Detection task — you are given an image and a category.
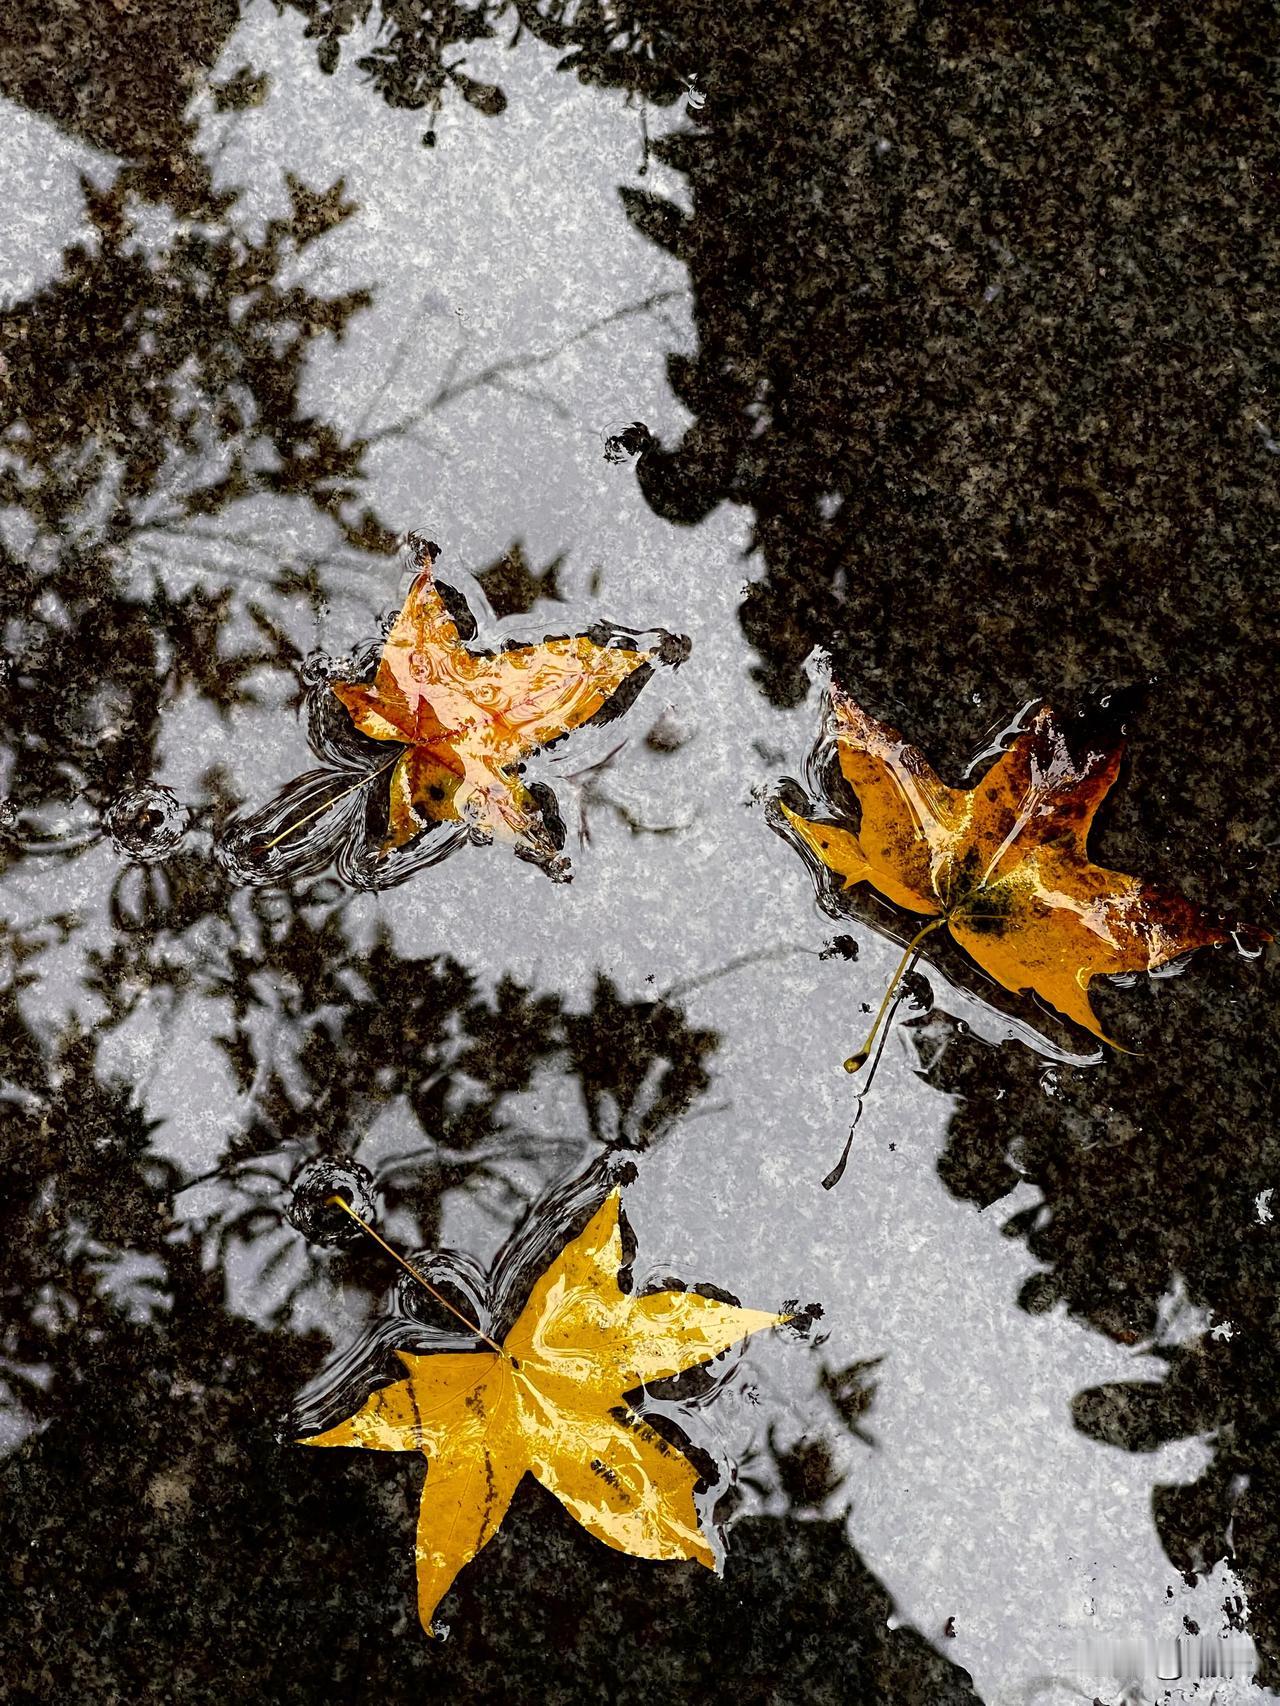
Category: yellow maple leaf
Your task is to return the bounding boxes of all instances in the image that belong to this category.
[331,539,661,875]
[778,687,1259,1047]
[299,1191,786,1634]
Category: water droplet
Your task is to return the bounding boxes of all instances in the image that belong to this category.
[286,1157,378,1247]
[103,784,190,861]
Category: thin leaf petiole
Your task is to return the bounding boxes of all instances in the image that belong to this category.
[326,1195,512,1363]
[844,916,947,1074]
[263,754,401,850]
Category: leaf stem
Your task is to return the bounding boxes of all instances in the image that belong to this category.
[327,1195,511,1362]
[822,1104,864,1193]
[823,946,914,1188]
[844,916,947,1074]
[263,755,401,850]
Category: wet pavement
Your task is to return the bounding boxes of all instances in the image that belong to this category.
[0,4,1277,1703]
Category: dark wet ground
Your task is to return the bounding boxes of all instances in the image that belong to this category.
[0,4,1277,1703]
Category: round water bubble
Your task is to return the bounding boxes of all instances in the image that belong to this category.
[286,1156,378,1247]
[103,784,190,861]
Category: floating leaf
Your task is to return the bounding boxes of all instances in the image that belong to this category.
[775,688,1264,1048]
[218,535,688,887]
[299,1190,785,1634]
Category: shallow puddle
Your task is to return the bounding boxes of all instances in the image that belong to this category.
[1,7,1276,1704]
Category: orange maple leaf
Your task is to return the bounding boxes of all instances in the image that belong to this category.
[331,538,676,879]
[299,1191,786,1635]
[776,687,1262,1048]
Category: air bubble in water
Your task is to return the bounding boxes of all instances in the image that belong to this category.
[287,1157,378,1247]
[103,784,190,861]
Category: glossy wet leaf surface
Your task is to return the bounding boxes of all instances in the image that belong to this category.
[777,688,1261,1047]
[217,538,686,887]
[301,1191,784,1632]
[331,540,675,876]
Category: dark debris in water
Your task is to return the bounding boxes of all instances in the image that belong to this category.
[603,420,654,464]
[819,933,859,963]
[473,541,564,618]
[104,784,191,863]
